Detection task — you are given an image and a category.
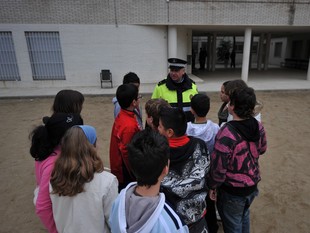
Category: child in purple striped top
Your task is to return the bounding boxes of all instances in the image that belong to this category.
[208,86,267,233]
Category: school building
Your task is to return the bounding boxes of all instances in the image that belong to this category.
[1,0,310,91]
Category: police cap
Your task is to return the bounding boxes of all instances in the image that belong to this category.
[168,58,187,70]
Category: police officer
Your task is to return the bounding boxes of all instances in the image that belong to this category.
[151,58,198,122]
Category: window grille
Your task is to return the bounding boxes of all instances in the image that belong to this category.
[0,32,20,81]
[25,32,65,80]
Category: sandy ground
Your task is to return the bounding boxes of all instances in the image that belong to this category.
[0,90,310,233]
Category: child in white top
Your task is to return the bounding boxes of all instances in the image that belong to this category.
[50,125,118,233]
[186,93,219,154]
[186,93,220,233]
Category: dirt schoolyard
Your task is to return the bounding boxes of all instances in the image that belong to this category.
[0,90,310,232]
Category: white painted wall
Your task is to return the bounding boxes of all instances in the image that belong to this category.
[0,24,168,88]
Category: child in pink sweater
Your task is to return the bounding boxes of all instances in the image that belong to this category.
[30,113,83,232]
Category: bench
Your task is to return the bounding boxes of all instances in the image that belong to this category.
[281,58,308,70]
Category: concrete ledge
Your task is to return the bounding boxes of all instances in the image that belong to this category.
[1,75,310,98]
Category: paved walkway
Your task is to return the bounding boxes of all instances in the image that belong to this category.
[0,68,309,98]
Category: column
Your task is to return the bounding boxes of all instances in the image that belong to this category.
[187,30,193,73]
[307,57,310,81]
[207,35,212,71]
[241,28,252,82]
[249,35,254,70]
[168,26,177,59]
[212,33,217,72]
[264,33,271,70]
[257,33,264,71]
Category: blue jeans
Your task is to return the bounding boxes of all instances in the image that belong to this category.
[216,188,258,233]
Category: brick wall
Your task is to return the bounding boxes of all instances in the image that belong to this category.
[1,0,309,26]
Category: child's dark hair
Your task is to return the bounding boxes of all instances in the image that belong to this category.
[116,84,139,109]
[225,80,248,96]
[229,87,256,119]
[123,72,140,84]
[127,129,169,187]
[52,89,84,114]
[222,81,230,95]
[191,94,210,117]
[29,113,83,161]
[159,107,187,137]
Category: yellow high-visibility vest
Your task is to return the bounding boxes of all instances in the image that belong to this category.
[151,75,198,121]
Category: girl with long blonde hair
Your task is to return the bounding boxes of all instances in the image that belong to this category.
[50,125,118,233]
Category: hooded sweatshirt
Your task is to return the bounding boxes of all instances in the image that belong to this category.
[109,182,189,233]
[161,136,210,225]
[208,117,267,196]
[186,120,220,154]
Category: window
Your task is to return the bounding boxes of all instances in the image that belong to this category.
[274,42,282,58]
[25,32,65,80]
[291,40,303,59]
[306,40,310,59]
[0,32,20,81]
[251,42,258,54]
[235,42,243,53]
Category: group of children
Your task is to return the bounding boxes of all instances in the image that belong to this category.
[30,74,267,233]
[109,74,267,233]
